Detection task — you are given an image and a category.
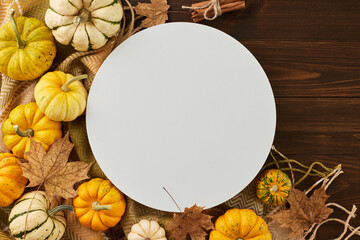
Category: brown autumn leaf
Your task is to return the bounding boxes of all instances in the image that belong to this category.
[166,205,214,240]
[20,133,93,199]
[134,0,170,29]
[269,188,333,239]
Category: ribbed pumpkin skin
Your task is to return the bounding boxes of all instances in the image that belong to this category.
[209,209,272,240]
[74,178,126,231]
[0,153,27,207]
[9,191,66,240]
[34,71,88,122]
[2,102,62,159]
[45,0,123,51]
[128,220,167,240]
[0,15,56,81]
[256,169,292,206]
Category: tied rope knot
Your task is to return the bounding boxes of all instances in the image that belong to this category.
[182,0,222,21]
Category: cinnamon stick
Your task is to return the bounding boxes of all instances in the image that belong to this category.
[185,0,246,22]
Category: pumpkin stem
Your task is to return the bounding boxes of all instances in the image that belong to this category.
[9,9,26,49]
[73,8,91,26]
[236,238,244,240]
[14,125,34,137]
[61,74,88,92]
[47,205,73,217]
[270,185,279,192]
[92,201,111,211]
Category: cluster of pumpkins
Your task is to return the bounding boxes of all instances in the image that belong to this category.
[3,175,126,240]
[0,0,128,239]
[0,0,294,238]
[1,152,291,240]
[0,0,126,158]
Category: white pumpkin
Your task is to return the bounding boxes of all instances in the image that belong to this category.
[128,220,167,240]
[45,0,123,51]
[9,191,71,240]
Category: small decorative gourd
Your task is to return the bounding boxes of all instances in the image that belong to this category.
[0,153,27,207]
[34,71,88,122]
[9,191,72,240]
[73,178,126,231]
[128,220,167,240]
[45,0,123,51]
[256,169,292,206]
[2,102,62,159]
[0,10,56,81]
[209,209,272,240]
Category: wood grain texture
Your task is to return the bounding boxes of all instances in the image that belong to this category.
[164,0,360,238]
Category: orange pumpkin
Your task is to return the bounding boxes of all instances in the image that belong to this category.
[73,178,126,231]
[0,153,27,207]
[209,209,272,240]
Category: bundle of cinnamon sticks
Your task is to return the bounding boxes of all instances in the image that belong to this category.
[187,0,246,22]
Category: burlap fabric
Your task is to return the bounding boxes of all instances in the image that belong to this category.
[0,1,274,239]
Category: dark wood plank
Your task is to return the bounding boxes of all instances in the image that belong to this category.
[274,98,360,154]
[168,0,360,42]
[242,41,360,97]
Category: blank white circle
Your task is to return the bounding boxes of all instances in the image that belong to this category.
[86,22,276,212]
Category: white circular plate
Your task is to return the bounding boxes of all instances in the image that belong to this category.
[87,22,276,212]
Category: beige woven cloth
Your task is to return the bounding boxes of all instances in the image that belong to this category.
[0,1,273,239]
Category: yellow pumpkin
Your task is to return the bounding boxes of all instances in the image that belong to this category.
[2,102,62,159]
[73,178,126,231]
[209,209,272,240]
[0,10,56,81]
[0,153,27,207]
[34,71,88,122]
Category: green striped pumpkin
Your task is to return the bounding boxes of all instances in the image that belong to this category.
[45,0,123,51]
[256,169,292,206]
[9,191,72,240]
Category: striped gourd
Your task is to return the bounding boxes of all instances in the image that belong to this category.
[9,191,72,240]
[45,0,123,51]
[256,169,292,206]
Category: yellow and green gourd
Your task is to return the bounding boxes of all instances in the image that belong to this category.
[0,10,56,81]
[256,169,292,206]
[9,191,72,240]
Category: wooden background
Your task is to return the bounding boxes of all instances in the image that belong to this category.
[163,0,360,238]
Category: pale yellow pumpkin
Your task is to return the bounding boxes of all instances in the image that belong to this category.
[34,71,88,122]
[0,10,56,81]
[128,220,167,240]
[2,102,62,159]
[45,0,123,51]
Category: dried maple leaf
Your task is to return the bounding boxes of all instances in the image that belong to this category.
[134,0,170,29]
[269,188,333,239]
[166,205,214,240]
[20,133,93,199]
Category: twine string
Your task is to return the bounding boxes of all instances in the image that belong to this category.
[182,0,222,21]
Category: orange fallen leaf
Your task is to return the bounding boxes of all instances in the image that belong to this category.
[269,188,333,238]
[166,205,214,240]
[134,0,170,29]
[20,133,93,199]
